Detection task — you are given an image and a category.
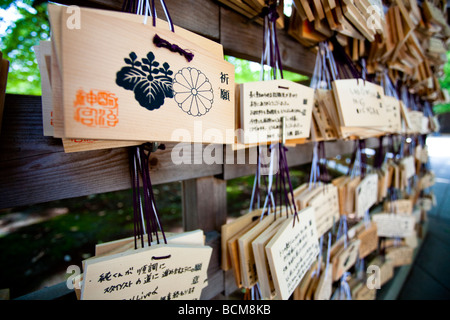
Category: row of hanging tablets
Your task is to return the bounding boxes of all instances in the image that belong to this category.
[220,137,435,300]
[34,2,442,153]
[287,0,447,101]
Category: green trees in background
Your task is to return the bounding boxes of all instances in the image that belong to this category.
[434,52,450,115]
[225,55,308,84]
[0,0,49,95]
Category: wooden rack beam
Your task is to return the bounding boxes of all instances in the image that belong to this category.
[0,94,223,209]
[0,94,384,210]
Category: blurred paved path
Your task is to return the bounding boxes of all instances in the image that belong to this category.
[398,135,450,300]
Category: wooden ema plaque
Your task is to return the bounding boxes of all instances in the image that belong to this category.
[345,176,361,216]
[415,145,429,163]
[239,79,315,145]
[377,168,389,202]
[355,173,379,219]
[368,256,394,287]
[332,176,351,215]
[46,4,230,151]
[238,212,279,289]
[400,156,416,180]
[331,239,361,282]
[252,216,288,300]
[81,244,212,300]
[292,261,317,300]
[382,95,402,133]
[35,41,54,137]
[92,230,206,258]
[227,219,259,288]
[295,183,325,210]
[94,232,175,257]
[419,172,436,190]
[407,111,426,134]
[383,199,413,215]
[356,222,378,259]
[332,79,386,128]
[314,264,333,300]
[304,264,321,300]
[417,197,433,211]
[221,208,263,271]
[78,230,209,299]
[50,5,235,143]
[35,40,144,152]
[352,281,376,300]
[372,213,416,238]
[265,207,320,300]
[74,231,180,298]
[385,245,414,267]
[306,184,341,238]
[405,230,418,249]
[317,89,344,139]
[312,89,340,141]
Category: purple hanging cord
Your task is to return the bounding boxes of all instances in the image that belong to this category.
[318,141,330,183]
[151,0,174,31]
[375,136,385,170]
[144,0,193,62]
[330,37,361,80]
[129,143,168,249]
[141,145,168,245]
[347,140,359,176]
[359,139,367,178]
[279,144,299,224]
[130,147,144,249]
[260,2,284,80]
[153,34,194,62]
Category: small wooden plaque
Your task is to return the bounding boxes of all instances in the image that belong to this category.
[265,208,320,300]
[81,244,212,300]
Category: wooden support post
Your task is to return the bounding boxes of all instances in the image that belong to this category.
[182,176,228,299]
[182,176,228,232]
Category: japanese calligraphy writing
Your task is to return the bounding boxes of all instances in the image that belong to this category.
[332,79,387,127]
[220,72,229,85]
[265,207,320,300]
[219,72,231,102]
[383,96,402,133]
[81,245,212,300]
[220,89,230,101]
[372,213,416,238]
[307,185,340,238]
[70,139,96,143]
[239,79,314,144]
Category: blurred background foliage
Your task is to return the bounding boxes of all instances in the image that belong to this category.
[0,0,50,95]
[434,51,450,115]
